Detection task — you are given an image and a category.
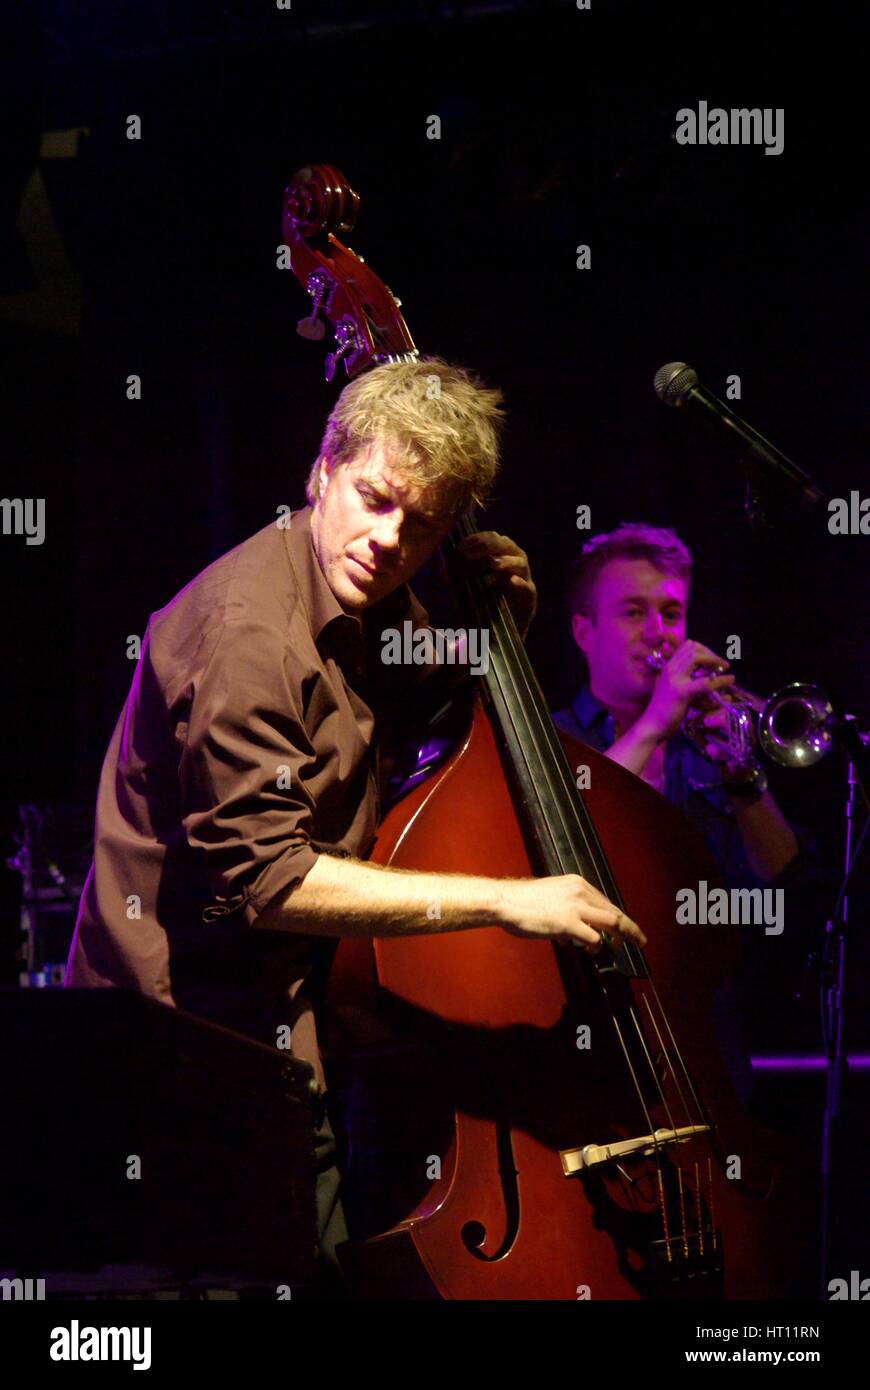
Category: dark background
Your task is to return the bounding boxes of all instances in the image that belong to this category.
[0,0,868,1302]
[1,7,868,1055]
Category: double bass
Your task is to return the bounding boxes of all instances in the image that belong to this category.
[282,164,809,1300]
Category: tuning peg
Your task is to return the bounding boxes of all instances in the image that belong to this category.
[324,341,352,382]
[296,270,332,342]
[324,318,359,382]
[296,314,325,342]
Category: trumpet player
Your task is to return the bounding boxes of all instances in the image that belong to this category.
[553,522,800,885]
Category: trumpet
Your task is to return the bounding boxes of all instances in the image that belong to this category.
[645,647,835,770]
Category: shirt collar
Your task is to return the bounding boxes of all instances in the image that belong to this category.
[572,681,691,746]
[571,683,613,734]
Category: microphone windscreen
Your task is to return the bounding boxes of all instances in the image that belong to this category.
[654,362,698,405]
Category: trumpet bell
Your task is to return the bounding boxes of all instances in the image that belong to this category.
[758,683,835,768]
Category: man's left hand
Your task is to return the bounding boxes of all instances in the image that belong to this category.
[458,531,538,639]
[697,709,762,786]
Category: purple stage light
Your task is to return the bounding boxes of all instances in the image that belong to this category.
[751,1055,870,1071]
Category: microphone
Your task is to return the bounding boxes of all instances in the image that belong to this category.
[654,362,827,513]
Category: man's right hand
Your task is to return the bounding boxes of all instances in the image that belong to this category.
[638,639,736,743]
[500,874,646,952]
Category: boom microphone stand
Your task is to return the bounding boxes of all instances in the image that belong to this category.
[654,361,870,1297]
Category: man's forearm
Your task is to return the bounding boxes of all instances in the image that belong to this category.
[254,852,509,937]
[603,721,661,777]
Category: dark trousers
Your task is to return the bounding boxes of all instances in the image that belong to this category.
[308,1103,350,1299]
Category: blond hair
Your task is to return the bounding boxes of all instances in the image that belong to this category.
[306,357,504,512]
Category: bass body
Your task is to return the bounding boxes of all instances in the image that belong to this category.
[326,697,809,1300]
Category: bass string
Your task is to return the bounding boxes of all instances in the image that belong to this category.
[450,535,677,1135]
[485,574,720,1237]
[477,584,702,1229]
[638,975,719,1239]
[455,529,710,1154]
[637,986,707,1138]
[495,581,713,1148]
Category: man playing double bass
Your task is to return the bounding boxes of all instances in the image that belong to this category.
[65,357,644,1296]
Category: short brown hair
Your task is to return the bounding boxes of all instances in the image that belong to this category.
[306,357,505,513]
[567,522,692,619]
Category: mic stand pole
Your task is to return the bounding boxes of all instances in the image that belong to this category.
[665,372,870,1288]
[818,755,858,1297]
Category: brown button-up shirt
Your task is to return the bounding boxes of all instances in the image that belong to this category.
[64,505,432,1090]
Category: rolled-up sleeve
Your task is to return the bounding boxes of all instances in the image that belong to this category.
[179,619,320,929]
